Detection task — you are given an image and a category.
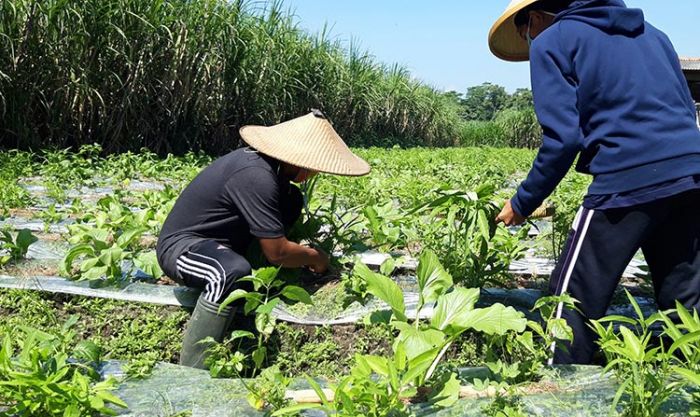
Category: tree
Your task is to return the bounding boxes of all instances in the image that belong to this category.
[507,88,534,111]
[460,83,509,121]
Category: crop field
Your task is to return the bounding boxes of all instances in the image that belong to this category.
[0,145,698,417]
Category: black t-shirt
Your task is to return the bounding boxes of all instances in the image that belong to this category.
[156,148,291,278]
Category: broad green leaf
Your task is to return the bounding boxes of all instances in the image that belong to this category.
[362,355,390,377]
[379,257,396,276]
[548,318,574,342]
[280,285,313,305]
[15,229,38,255]
[219,289,252,312]
[363,266,406,322]
[416,250,453,305]
[256,298,281,315]
[254,267,281,287]
[477,209,491,239]
[59,244,95,277]
[430,372,460,408]
[87,228,111,245]
[431,287,480,333]
[98,246,123,266]
[252,346,267,369]
[401,347,442,386]
[63,404,80,417]
[462,304,527,335]
[393,322,445,361]
[116,227,146,248]
[74,340,101,363]
[134,251,163,279]
[89,396,105,410]
[81,265,109,280]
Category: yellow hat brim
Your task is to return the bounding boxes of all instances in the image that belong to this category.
[488,0,540,62]
[240,113,371,177]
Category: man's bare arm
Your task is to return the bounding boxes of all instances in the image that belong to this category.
[258,237,329,273]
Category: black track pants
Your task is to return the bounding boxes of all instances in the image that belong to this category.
[176,240,253,304]
[549,189,700,364]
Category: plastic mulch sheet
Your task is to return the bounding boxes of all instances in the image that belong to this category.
[0,275,200,308]
[102,362,694,416]
[0,273,659,328]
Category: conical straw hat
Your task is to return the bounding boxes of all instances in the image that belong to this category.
[489,0,540,62]
[240,111,371,177]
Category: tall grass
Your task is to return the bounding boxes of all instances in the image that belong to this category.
[459,109,541,149]
[0,0,462,153]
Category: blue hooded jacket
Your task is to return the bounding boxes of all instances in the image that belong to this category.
[511,0,700,217]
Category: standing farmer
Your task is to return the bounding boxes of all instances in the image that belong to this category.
[490,0,700,364]
[157,111,370,368]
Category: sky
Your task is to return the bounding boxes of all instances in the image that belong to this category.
[280,0,700,93]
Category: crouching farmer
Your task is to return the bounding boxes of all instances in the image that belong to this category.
[156,111,370,368]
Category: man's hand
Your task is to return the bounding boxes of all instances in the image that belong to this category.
[496,200,527,226]
[307,246,330,274]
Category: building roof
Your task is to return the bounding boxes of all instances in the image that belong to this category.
[681,57,700,72]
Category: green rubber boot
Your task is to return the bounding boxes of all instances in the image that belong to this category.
[180,295,236,369]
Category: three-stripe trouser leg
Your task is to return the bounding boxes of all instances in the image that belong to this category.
[548,207,648,365]
[176,240,252,304]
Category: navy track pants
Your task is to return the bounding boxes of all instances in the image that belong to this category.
[550,189,700,364]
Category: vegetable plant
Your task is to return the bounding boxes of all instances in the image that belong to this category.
[216,267,314,372]
[59,225,148,285]
[0,228,38,266]
[413,185,527,288]
[0,317,127,416]
[591,292,683,417]
[274,250,527,416]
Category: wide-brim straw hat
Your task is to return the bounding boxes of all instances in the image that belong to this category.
[239,111,371,177]
[489,0,540,62]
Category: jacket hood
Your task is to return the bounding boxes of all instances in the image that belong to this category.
[556,0,644,36]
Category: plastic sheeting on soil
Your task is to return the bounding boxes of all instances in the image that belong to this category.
[26,239,70,260]
[345,250,648,280]
[102,361,693,417]
[0,275,200,307]
[0,274,659,327]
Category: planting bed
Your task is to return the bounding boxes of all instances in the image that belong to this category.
[1,147,698,416]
